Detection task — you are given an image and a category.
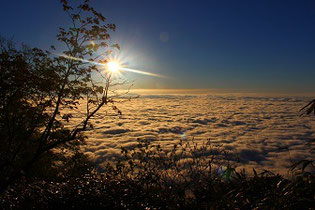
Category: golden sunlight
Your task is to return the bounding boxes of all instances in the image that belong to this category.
[59,54,169,78]
[107,61,120,73]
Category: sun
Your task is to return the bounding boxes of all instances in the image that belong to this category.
[107,61,120,73]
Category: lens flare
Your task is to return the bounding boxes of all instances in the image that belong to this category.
[107,61,120,73]
[58,54,169,79]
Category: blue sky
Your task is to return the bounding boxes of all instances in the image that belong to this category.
[1,0,315,92]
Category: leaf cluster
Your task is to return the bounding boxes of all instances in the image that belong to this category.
[0,0,126,191]
[0,139,314,209]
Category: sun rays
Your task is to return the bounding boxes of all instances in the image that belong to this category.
[59,54,169,79]
[107,61,120,73]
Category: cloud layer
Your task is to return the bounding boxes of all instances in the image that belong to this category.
[67,93,315,174]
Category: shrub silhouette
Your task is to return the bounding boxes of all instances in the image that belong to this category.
[0,0,125,190]
[0,139,314,209]
[289,98,315,174]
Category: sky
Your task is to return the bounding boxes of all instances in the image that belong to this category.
[0,0,315,93]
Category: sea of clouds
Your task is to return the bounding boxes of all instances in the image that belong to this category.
[68,91,315,174]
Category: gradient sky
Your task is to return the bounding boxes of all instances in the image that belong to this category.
[1,0,315,92]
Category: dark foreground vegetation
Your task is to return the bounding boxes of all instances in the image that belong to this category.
[0,0,314,209]
[1,139,314,210]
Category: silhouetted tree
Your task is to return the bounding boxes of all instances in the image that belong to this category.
[0,0,125,189]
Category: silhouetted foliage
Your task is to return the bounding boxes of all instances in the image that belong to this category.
[0,140,314,209]
[0,0,124,190]
[290,98,315,174]
[299,99,315,116]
